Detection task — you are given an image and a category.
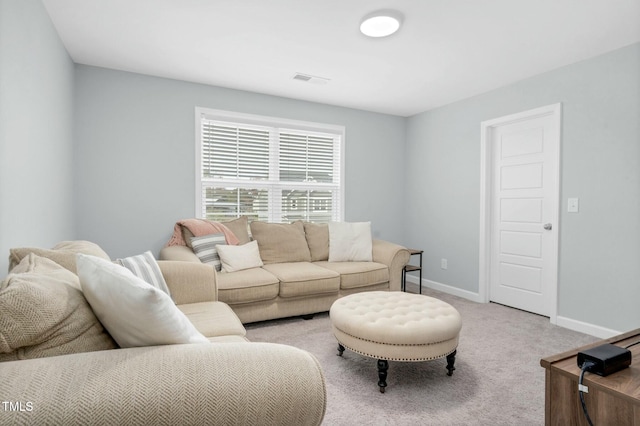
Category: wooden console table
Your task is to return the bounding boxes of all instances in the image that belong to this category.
[540,328,640,425]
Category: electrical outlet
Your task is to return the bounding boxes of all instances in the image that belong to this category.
[441,258,448,270]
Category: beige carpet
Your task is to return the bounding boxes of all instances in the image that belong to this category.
[245,286,598,425]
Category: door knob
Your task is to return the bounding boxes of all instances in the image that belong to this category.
[543,223,552,230]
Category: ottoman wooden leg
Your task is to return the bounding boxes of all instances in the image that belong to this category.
[377,359,389,393]
[337,343,345,356]
[446,350,457,376]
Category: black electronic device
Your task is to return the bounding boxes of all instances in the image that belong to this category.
[577,343,632,376]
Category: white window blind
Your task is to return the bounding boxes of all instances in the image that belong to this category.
[196,108,344,223]
[202,123,270,181]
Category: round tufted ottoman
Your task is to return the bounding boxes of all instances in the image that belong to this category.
[330,291,462,393]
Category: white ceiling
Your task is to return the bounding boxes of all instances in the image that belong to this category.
[42,0,640,117]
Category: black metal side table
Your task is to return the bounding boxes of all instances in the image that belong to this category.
[402,249,423,294]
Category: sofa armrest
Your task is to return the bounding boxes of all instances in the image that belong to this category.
[0,343,326,426]
[159,245,200,263]
[372,239,410,292]
[158,260,218,304]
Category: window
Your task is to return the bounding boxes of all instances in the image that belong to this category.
[196,108,344,223]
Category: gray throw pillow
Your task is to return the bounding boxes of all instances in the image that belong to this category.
[115,251,170,295]
[190,233,227,272]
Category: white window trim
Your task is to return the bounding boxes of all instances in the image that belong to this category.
[195,107,346,222]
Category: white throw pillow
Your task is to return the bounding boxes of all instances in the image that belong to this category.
[76,254,209,348]
[115,251,170,295]
[328,221,373,262]
[216,240,264,273]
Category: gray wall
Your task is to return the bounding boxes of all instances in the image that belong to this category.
[3,1,637,335]
[405,43,640,333]
[73,65,406,258]
[0,0,75,273]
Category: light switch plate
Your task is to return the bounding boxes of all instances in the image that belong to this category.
[568,198,579,213]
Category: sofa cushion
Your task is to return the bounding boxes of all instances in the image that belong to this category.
[190,233,226,271]
[262,262,340,298]
[250,221,311,264]
[182,216,251,246]
[115,251,170,295]
[177,301,247,339]
[217,267,280,304]
[8,240,110,273]
[0,254,116,362]
[302,221,329,261]
[328,221,373,262]
[222,216,251,244]
[217,241,264,273]
[314,261,389,289]
[76,254,209,348]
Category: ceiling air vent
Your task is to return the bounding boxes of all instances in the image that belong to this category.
[292,73,330,85]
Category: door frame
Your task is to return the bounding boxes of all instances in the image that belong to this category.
[478,103,561,324]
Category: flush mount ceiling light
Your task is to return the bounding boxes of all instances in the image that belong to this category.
[360,10,403,38]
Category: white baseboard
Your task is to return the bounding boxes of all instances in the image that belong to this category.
[405,277,622,339]
[405,276,484,303]
[555,316,622,339]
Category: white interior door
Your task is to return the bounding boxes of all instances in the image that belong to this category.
[482,104,560,317]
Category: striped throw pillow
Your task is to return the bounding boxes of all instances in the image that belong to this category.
[115,251,170,295]
[190,233,226,271]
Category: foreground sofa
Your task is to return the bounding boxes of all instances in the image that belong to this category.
[161,218,411,324]
[0,242,326,426]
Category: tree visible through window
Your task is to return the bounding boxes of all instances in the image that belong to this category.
[196,108,344,223]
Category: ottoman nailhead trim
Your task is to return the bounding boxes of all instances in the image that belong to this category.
[338,341,457,362]
[338,329,457,348]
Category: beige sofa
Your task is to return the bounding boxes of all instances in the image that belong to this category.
[0,243,326,426]
[160,219,411,324]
